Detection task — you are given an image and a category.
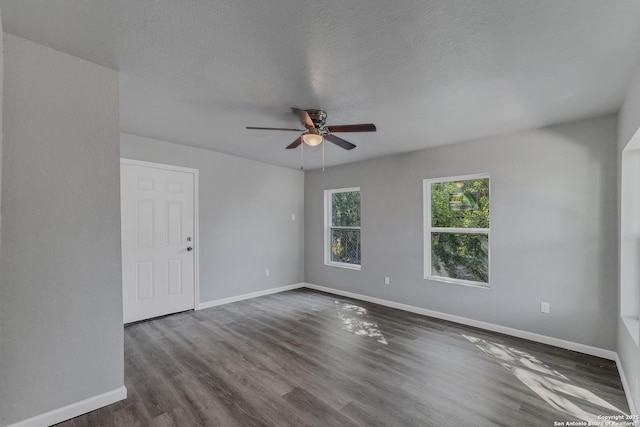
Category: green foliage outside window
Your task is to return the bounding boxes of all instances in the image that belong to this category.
[331,191,361,265]
[431,179,489,228]
[430,178,490,283]
[332,192,360,227]
[332,229,361,265]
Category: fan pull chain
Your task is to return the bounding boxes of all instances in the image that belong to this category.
[300,140,304,171]
[322,139,325,171]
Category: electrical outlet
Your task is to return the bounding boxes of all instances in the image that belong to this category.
[384,276,390,285]
[540,302,550,314]
[265,269,270,277]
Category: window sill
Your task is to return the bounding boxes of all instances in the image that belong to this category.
[325,262,361,271]
[622,315,640,347]
[425,275,490,289]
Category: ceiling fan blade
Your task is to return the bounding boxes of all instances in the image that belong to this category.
[286,136,302,149]
[325,133,356,150]
[291,107,315,128]
[246,126,302,131]
[326,123,377,133]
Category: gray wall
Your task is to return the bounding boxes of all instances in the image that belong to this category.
[305,115,618,351]
[0,8,3,248]
[0,6,4,367]
[120,133,304,303]
[0,35,123,425]
[618,65,640,413]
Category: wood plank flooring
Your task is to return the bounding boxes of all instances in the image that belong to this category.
[56,289,630,426]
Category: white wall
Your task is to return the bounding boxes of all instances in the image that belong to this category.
[0,35,123,425]
[120,133,305,303]
[305,114,618,351]
[618,65,640,414]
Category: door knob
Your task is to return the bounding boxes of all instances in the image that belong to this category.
[187,246,193,251]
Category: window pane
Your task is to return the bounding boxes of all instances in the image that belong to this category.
[431,178,489,228]
[332,191,360,227]
[431,233,488,283]
[331,229,361,265]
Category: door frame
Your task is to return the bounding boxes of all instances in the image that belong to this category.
[120,158,200,315]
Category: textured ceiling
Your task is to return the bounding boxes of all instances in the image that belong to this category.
[2,1,640,169]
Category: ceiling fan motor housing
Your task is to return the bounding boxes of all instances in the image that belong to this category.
[305,109,327,129]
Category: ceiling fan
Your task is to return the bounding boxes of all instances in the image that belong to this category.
[246,107,376,150]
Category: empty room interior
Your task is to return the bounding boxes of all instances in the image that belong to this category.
[1,1,640,426]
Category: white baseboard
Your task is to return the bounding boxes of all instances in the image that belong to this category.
[303,283,617,361]
[197,283,305,310]
[8,386,127,427]
[616,354,639,417]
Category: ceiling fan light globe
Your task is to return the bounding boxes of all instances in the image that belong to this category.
[302,133,323,146]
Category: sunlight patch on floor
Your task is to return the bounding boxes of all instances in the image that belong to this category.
[335,302,388,344]
[463,335,630,425]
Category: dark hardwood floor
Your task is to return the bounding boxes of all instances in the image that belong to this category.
[57,288,630,426]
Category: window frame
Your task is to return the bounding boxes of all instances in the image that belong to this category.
[620,134,640,346]
[423,174,490,287]
[324,187,362,270]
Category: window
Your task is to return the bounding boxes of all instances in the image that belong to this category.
[325,187,361,269]
[424,174,490,286]
[620,135,640,346]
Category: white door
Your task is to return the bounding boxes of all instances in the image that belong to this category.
[120,160,197,323]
